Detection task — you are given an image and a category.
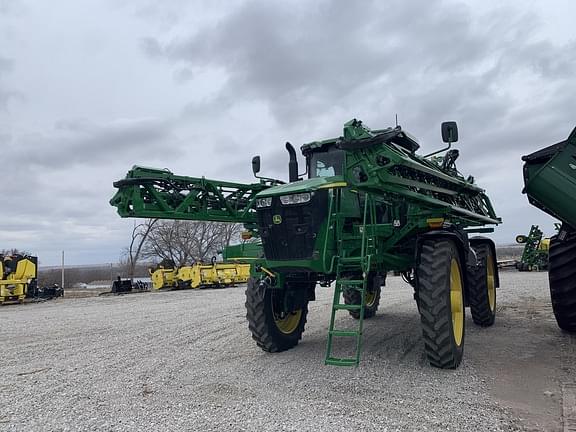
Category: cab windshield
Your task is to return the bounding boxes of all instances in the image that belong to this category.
[309,147,344,178]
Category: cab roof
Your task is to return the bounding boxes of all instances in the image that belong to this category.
[300,120,420,156]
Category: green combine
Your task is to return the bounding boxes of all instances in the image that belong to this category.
[111,119,501,368]
[522,127,576,332]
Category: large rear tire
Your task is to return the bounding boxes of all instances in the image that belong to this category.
[417,239,465,369]
[245,277,308,352]
[342,272,384,319]
[469,243,496,327]
[549,232,576,332]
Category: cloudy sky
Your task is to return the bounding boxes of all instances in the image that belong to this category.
[1,0,575,265]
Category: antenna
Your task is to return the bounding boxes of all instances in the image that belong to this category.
[395,114,398,127]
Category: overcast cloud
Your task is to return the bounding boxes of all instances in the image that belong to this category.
[1,0,575,265]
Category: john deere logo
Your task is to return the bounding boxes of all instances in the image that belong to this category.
[273,215,282,224]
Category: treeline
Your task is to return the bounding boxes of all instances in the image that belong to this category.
[0,221,241,288]
[124,220,243,279]
[38,263,151,287]
[495,245,523,260]
[35,220,243,287]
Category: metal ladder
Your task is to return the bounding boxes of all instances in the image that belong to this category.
[325,193,375,367]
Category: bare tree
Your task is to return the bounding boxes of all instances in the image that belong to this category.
[142,221,242,266]
[218,223,244,252]
[125,219,158,280]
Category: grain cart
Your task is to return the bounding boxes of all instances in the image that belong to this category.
[111,119,501,368]
[0,254,38,304]
[522,127,576,332]
[515,225,549,271]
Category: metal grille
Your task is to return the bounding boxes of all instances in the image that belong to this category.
[257,191,328,260]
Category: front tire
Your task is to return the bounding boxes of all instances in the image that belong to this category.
[245,277,308,352]
[417,239,465,369]
[549,232,576,332]
[469,243,496,326]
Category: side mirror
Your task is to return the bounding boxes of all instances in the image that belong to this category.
[441,121,458,143]
[252,156,261,175]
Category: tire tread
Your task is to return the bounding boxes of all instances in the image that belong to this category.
[549,233,576,332]
[245,278,308,352]
[417,240,464,369]
[469,244,496,326]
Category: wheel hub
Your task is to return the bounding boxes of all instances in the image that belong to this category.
[487,255,496,312]
[274,310,302,334]
[450,258,464,346]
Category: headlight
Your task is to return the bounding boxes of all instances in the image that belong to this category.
[256,197,272,208]
[280,192,311,205]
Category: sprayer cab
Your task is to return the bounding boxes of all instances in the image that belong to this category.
[252,120,459,186]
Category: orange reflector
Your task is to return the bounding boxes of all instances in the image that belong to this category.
[241,231,253,240]
[427,218,445,229]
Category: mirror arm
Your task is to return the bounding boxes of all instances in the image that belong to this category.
[253,173,285,185]
[424,140,452,158]
[298,153,309,177]
[252,155,283,184]
[260,176,285,185]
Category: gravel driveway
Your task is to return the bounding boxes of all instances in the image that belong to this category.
[1,271,574,431]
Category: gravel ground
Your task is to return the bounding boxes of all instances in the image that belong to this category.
[1,271,574,432]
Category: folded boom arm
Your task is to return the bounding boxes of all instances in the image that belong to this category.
[110,166,270,224]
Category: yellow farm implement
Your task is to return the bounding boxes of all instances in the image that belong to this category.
[150,260,250,290]
[149,266,178,290]
[0,254,38,305]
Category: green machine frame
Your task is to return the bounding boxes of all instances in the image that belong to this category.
[112,119,501,368]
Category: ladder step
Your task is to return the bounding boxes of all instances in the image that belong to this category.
[339,257,362,264]
[330,330,359,337]
[339,240,362,245]
[333,304,361,311]
[325,193,375,368]
[325,357,359,367]
[340,235,362,241]
[336,279,364,286]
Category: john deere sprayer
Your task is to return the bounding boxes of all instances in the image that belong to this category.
[522,127,576,332]
[111,119,501,369]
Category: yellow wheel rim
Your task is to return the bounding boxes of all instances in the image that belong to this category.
[274,310,302,334]
[365,290,377,307]
[486,253,496,312]
[450,258,464,347]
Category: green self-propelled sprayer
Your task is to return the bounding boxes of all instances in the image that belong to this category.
[111,119,501,369]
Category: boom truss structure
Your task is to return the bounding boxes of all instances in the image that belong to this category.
[340,121,500,226]
[110,166,271,223]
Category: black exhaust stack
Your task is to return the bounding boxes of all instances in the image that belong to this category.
[285,142,299,182]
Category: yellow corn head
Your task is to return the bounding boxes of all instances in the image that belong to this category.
[150,261,250,290]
